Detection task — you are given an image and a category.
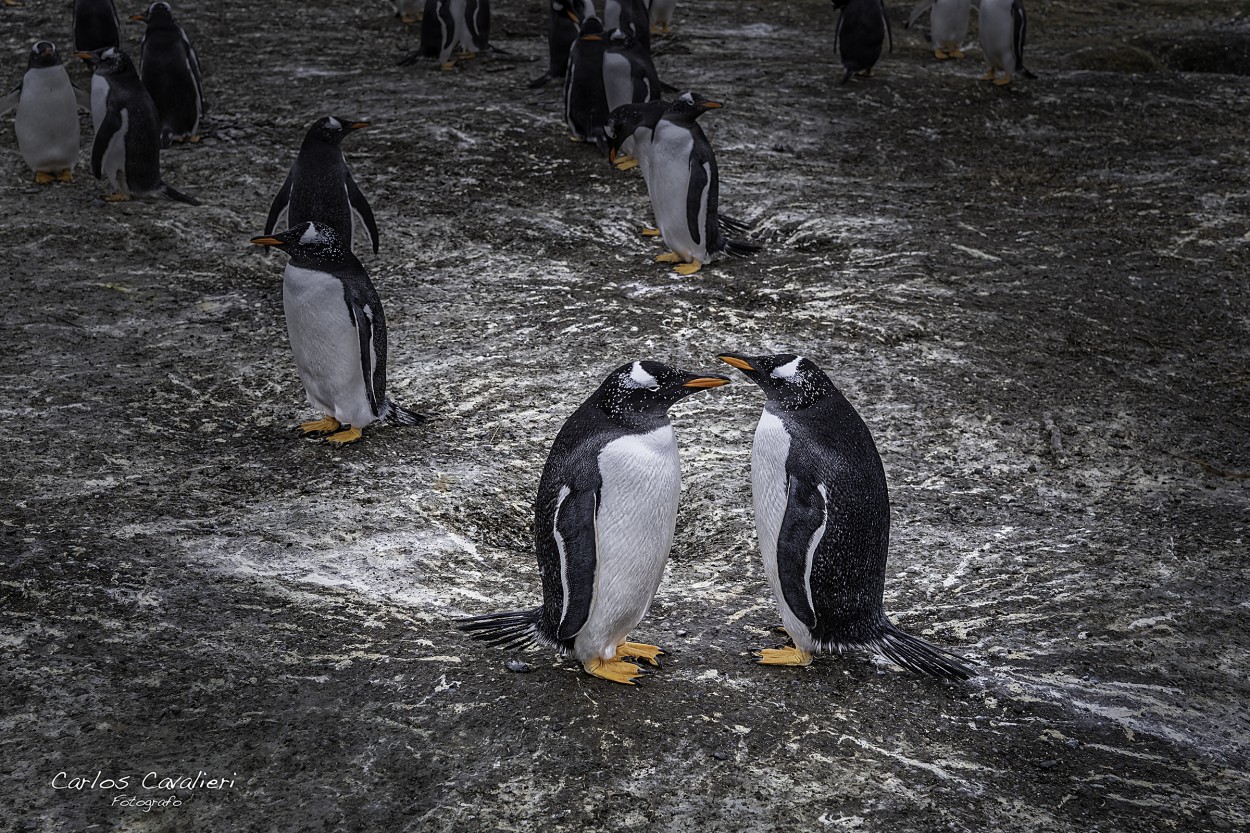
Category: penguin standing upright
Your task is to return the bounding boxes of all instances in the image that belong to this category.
[250,222,425,445]
[648,0,677,34]
[529,0,593,89]
[647,92,758,275]
[602,0,651,53]
[832,0,892,83]
[718,353,974,680]
[402,0,491,70]
[602,28,661,124]
[77,47,198,203]
[0,41,90,183]
[978,0,1035,85]
[73,0,120,53]
[563,16,613,147]
[264,116,379,256]
[132,2,204,146]
[457,361,729,685]
[906,0,971,59]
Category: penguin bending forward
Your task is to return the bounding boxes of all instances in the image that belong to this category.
[832,0,892,83]
[250,222,425,444]
[457,361,730,685]
[0,42,90,183]
[978,0,1036,85]
[132,1,204,146]
[718,353,974,681]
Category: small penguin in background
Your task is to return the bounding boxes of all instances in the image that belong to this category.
[401,0,491,70]
[251,222,424,445]
[77,47,198,203]
[905,0,971,59]
[529,0,593,89]
[832,0,892,83]
[393,0,422,24]
[648,0,676,34]
[647,92,759,275]
[264,116,379,256]
[564,16,613,148]
[979,0,1035,85]
[718,353,974,681]
[457,361,729,685]
[1,42,90,183]
[73,0,120,53]
[132,2,204,146]
[602,0,650,54]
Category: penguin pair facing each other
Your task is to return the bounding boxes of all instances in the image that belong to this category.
[979,0,1036,85]
[250,222,424,445]
[906,0,971,59]
[132,1,204,146]
[1,42,91,183]
[400,0,491,71]
[832,0,892,83]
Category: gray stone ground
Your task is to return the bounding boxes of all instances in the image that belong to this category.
[2,1,1248,831]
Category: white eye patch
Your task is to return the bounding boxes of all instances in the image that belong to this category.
[770,357,803,380]
[626,361,659,390]
[326,116,341,130]
[678,91,695,104]
[299,224,321,245]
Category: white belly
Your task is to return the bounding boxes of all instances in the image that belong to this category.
[282,264,376,427]
[649,120,704,262]
[574,425,681,662]
[602,52,634,113]
[978,0,1015,71]
[930,0,970,49]
[448,0,471,59]
[15,67,81,172]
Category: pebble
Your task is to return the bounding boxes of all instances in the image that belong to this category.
[712,751,730,761]
[505,659,532,673]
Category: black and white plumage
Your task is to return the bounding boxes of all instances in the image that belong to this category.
[0,42,90,183]
[906,0,971,59]
[979,0,1036,85]
[603,28,661,116]
[648,0,677,34]
[832,0,892,83]
[563,16,612,148]
[264,116,379,256]
[647,92,759,275]
[132,2,204,146]
[249,222,424,445]
[401,0,491,70]
[602,0,651,54]
[73,0,120,54]
[530,0,594,89]
[77,47,198,204]
[719,353,974,681]
[457,361,729,685]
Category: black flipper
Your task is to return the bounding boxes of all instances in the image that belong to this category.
[264,172,292,236]
[346,171,380,254]
[90,103,124,180]
[774,476,824,630]
[553,486,599,641]
[345,291,386,419]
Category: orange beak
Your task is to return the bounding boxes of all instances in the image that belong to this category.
[250,236,283,246]
[682,377,730,389]
[717,355,753,371]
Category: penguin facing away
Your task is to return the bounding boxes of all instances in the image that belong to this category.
[457,361,730,685]
[0,41,91,183]
[906,0,971,59]
[132,1,204,146]
[264,116,380,256]
[832,0,893,83]
[530,0,594,89]
[563,16,613,148]
[76,47,198,204]
[250,222,425,445]
[401,0,491,70]
[718,353,974,680]
[979,0,1036,85]
[73,0,121,53]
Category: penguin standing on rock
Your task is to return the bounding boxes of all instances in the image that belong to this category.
[718,353,974,680]
[978,0,1036,85]
[530,0,593,89]
[1,41,90,183]
[264,116,379,256]
[832,0,892,83]
[132,2,204,146]
[250,222,425,445]
[457,361,729,685]
[77,47,198,203]
[73,0,120,53]
[906,0,971,59]
[400,0,490,70]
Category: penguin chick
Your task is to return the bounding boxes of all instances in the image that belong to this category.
[978,0,1036,85]
[264,116,379,256]
[249,222,425,444]
[0,42,91,183]
[77,47,198,204]
[832,0,892,83]
[73,0,121,53]
[457,361,730,685]
[132,1,204,146]
[399,0,491,70]
[718,353,975,680]
[906,0,971,59]
[530,0,594,89]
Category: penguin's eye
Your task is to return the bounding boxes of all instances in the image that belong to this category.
[647,384,660,393]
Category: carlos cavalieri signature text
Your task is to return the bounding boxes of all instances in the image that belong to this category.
[52,771,238,791]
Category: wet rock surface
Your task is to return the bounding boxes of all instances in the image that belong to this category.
[2,1,1248,831]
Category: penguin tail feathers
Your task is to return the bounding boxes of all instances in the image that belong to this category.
[725,238,762,258]
[158,183,200,206]
[1021,67,1038,80]
[528,72,554,89]
[383,400,427,428]
[870,622,976,681]
[455,608,544,651]
[717,213,754,236]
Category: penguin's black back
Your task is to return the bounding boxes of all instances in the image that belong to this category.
[74,0,120,53]
[106,67,165,192]
[564,21,612,146]
[836,0,886,77]
[288,138,354,246]
[138,17,202,144]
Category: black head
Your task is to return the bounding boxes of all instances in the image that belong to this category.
[579,16,605,39]
[306,115,370,145]
[608,27,634,48]
[604,102,648,160]
[552,0,587,24]
[664,91,723,123]
[592,361,729,421]
[250,221,349,264]
[131,2,174,24]
[718,353,838,410]
[831,0,852,9]
[75,46,136,75]
[28,41,62,70]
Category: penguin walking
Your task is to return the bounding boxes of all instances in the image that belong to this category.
[906,0,971,59]
[978,0,1035,85]
[264,116,379,256]
[832,0,892,83]
[529,0,593,89]
[647,92,759,275]
[250,222,425,445]
[563,17,612,147]
[132,2,204,146]
[1,42,90,183]
[648,0,677,34]
[77,47,198,203]
[718,353,974,680]
[73,0,120,53]
[457,361,729,685]
[401,0,491,70]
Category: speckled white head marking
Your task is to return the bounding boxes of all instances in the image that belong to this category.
[299,223,325,245]
[326,116,341,130]
[626,362,659,390]
[678,91,695,104]
[771,357,803,380]
[102,47,119,59]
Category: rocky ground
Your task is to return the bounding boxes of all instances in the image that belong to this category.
[2,0,1248,831]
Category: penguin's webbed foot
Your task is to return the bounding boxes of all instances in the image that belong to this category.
[325,426,363,444]
[934,49,949,60]
[756,645,814,667]
[34,171,55,185]
[673,259,702,275]
[399,13,420,24]
[618,642,666,667]
[993,74,1013,86]
[613,155,640,171]
[184,134,202,144]
[568,134,586,143]
[300,416,341,435]
[57,169,74,182]
[585,657,646,685]
[640,226,662,237]
[950,49,965,59]
[440,61,457,71]
[102,192,130,202]
[655,252,683,263]
[981,69,997,81]
[454,51,477,60]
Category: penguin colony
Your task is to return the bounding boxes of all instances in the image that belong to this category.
[0,0,1036,686]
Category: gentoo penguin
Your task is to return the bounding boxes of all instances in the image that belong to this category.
[132,2,204,146]
[264,116,379,256]
[603,28,661,118]
[602,0,650,54]
[905,0,971,59]
[401,0,491,70]
[73,0,120,53]
[718,353,974,680]
[563,17,612,147]
[457,361,729,684]
[605,98,668,176]
[394,0,423,24]
[832,0,892,83]
[648,0,676,34]
[77,47,198,204]
[529,0,594,89]
[979,0,1036,85]
[0,42,90,183]
[647,92,759,275]
[250,222,425,444]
